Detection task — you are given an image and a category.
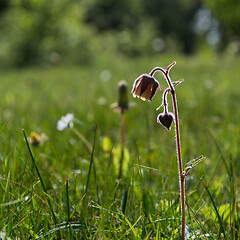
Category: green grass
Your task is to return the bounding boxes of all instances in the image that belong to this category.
[0,52,240,239]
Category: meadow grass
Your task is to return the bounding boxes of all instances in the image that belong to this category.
[0,52,240,239]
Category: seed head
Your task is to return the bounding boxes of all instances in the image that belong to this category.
[118,80,128,112]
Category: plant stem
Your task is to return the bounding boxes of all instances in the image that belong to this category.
[118,110,125,179]
[71,127,92,152]
[150,62,185,239]
[171,89,185,240]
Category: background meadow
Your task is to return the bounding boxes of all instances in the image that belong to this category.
[1,53,240,239]
[1,0,240,239]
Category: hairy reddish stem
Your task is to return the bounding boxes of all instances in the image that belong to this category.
[150,62,185,240]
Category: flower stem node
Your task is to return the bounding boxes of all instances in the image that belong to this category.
[157,112,174,130]
[131,74,159,102]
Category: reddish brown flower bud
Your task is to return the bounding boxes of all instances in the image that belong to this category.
[157,112,174,130]
[131,74,159,102]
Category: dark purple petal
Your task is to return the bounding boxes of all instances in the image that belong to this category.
[139,75,154,95]
[149,80,159,101]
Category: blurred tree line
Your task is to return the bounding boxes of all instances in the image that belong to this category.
[0,0,239,67]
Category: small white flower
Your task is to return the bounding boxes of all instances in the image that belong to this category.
[57,113,74,131]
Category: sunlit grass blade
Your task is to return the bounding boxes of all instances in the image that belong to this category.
[2,170,10,203]
[119,214,141,240]
[200,178,226,239]
[0,196,29,208]
[0,119,10,135]
[22,129,58,225]
[133,164,159,172]
[36,223,86,239]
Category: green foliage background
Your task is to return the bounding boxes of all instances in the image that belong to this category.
[1,0,240,67]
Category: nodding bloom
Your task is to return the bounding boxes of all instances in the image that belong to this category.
[57,113,74,131]
[131,74,159,102]
[157,112,174,130]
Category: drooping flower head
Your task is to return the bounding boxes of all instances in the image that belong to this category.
[157,112,174,130]
[57,113,74,131]
[131,74,159,102]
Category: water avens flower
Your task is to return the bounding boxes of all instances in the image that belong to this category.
[57,113,74,131]
[131,74,159,101]
[132,62,187,239]
[132,62,205,240]
[157,112,174,130]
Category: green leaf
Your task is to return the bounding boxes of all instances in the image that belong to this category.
[184,155,206,176]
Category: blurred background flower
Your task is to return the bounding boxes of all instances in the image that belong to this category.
[29,131,48,146]
[57,113,74,131]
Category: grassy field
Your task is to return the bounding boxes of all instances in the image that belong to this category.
[0,52,239,239]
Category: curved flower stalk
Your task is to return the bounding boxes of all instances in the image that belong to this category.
[132,62,186,239]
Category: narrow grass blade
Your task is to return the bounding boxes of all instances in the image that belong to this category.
[230,160,238,238]
[121,184,130,215]
[22,129,57,225]
[186,198,214,239]
[208,130,230,178]
[200,178,226,239]
[0,119,10,135]
[119,214,141,240]
[2,170,10,203]
[85,124,98,195]
[65,179,74,238]
[66,179,70,222]
[133,164,159,172]
[0,196,29,207]
[36,223,86,239]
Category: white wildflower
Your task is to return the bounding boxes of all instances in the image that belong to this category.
[57,113,74,131]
